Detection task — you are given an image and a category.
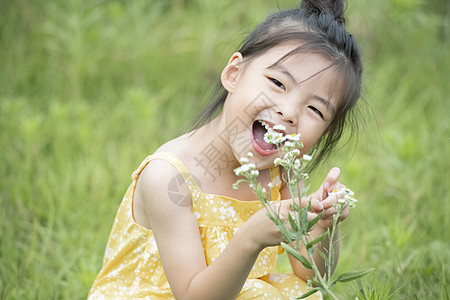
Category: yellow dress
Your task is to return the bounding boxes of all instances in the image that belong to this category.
[88,152,321,299]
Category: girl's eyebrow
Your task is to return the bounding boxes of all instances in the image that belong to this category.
[266,64,336,114]
[312,95,336,115]
[267,64,299,86]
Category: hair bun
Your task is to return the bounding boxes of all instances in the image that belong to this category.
[300,0,346,24]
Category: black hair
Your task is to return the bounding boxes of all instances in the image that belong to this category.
[190,0,363,171]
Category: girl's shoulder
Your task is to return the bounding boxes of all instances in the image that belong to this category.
[133,141,196,228]
[139,136,193,185]
[153,133,193,160]
[137,134,201,196]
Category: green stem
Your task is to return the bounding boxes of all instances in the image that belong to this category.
[289,175,339,299]
[303,236,340,300]
[327,207,342,285]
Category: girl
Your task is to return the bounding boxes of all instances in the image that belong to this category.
[89,0,362,299]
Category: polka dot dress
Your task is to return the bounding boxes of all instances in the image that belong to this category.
[88,152,321,299]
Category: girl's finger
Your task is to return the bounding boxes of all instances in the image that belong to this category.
[321,185,346,209]
[310,197,324,212]
[300,196,324,212]
[307,211,319,222]
[321,193,339,209]
[321,206,337,219]
[321,167,341,200]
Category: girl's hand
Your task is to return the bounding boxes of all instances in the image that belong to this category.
[312,167,350,229]
[244,197,323,249]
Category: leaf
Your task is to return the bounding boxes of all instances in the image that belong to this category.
[288,213,299,231]
[334,268,375,283]
[306,232,327,249]
[281,242,312,269]
[278,225,296,241]
[307,211,324,231]
[308,277,321,287]
[297,288,319,299]
[319,251,330,266]
[301,205,309,230]
[273,221,295,243]
[329,247,335,267]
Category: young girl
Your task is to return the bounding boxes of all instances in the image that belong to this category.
[89,0,362,299]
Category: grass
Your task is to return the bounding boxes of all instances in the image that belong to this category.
[1,0,449,299]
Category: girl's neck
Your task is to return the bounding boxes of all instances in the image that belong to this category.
[187,113,241,172]
[158,113,271,199]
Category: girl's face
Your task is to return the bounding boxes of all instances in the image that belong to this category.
[221,44,342,168]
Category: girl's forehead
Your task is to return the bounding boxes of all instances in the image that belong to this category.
[270,54,334,82]
[248,44,334,76]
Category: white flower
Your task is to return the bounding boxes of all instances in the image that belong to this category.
[263,125,288,145]
[328,187,358,208]
[273,124,286,131]
[284,141,295,148]
[234,167,242,176]
[240,157,249,164]
[274,135,286,144]
[344,195,358,207]
[247,152,253,157]
[264,129,286,145]
[292,149,301,156]
[348,200,357,208]
[302,154,312,161]
[285,133,301,141]
[263,132,275,143]
[274,158,282,165]
[342,188,355,196]
[328,190,339,196]
[286,151,296,159]
[250,170,259,176]
[240,164,250,172]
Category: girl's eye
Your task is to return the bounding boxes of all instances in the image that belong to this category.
[308,106,324,119]
[269,78,285,90]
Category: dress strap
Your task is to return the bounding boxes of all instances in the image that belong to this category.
[132,152,201,194]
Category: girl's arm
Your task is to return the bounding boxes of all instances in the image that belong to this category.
[135,160,288,300]
[281,167,348,280]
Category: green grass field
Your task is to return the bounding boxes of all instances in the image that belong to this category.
[1,0,448,299]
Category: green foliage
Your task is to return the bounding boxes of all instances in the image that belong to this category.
[332,268,375,284]
[0,0,448,299]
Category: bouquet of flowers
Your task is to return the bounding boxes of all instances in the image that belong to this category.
[233,123,372,299]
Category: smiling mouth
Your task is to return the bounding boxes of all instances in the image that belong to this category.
[251,120,278,155]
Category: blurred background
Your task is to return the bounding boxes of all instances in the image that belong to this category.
[0,0,448,298]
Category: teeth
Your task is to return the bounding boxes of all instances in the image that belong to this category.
[258,120,270,130]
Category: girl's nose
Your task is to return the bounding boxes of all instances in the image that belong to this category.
[276,109,296,125]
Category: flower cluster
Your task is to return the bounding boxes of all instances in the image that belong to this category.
[329,188,358,208]
[263,123,310,189]
[233,152,265,192]
[234,152,258,177]
[261,121,303,149]
[262,122,286,145]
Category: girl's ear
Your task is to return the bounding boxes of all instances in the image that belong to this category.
[221,52,244,93]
